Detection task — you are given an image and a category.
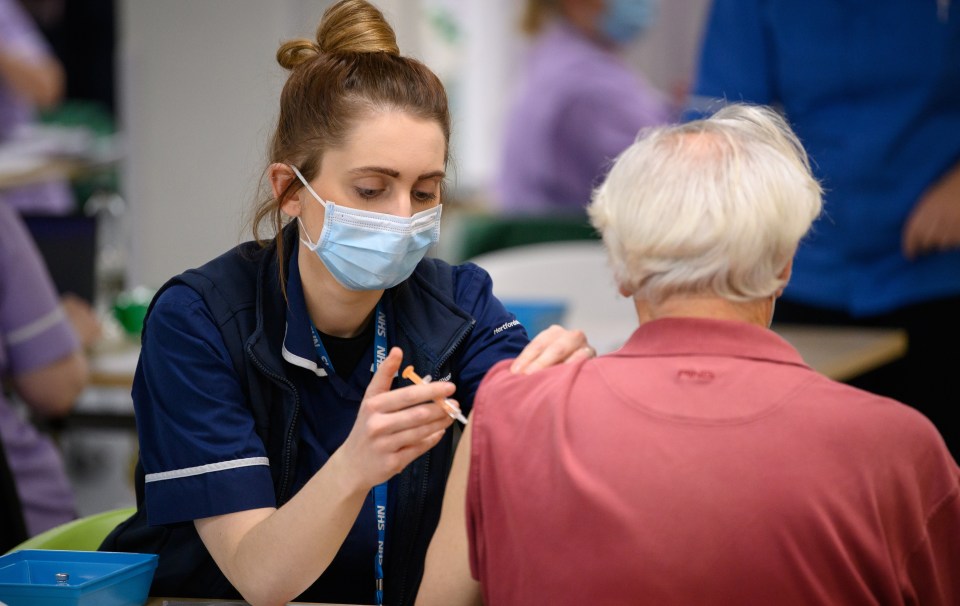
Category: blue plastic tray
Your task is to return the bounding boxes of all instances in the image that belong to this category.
[0,550,158,606]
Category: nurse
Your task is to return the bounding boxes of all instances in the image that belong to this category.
[100,1,592,605]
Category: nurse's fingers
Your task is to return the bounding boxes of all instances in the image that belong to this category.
[511,325,590,375]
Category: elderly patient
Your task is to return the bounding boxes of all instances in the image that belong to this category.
[416,104,960,606]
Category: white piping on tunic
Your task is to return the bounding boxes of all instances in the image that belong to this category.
[144,457,270,483]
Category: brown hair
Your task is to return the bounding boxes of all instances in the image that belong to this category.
[251,0,451,292]
[521,0,559,35]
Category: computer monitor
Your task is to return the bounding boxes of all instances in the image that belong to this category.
[22,214,98,305]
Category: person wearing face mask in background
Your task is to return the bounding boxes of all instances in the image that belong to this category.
[494,0,676,216]
[98,2,594,605]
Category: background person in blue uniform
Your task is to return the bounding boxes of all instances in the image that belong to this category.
[99,2,593,605]
[688,0,960,460]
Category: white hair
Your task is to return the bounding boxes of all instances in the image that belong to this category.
[588,104,823,305]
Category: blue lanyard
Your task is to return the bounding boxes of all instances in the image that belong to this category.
[310,302,389,605]
[374,482,386,605]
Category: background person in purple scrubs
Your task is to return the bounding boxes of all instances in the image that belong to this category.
[0,201,97,536]
[495,0,675,215]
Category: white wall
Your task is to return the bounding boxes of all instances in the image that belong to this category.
[120,0,307,289]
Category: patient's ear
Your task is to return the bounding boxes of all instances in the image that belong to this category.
[269,163,300,216]
[776,257,794,297]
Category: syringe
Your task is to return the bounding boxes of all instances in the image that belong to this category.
[401,365,468,424]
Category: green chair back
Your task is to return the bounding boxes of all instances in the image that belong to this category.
[450,212,599,263]
[5,506,135,554]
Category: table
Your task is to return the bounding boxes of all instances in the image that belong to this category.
[773,324,907,382]
[89,341,142,388]
[45,342,142,432]
[0,125,119,192]
[0,156,89,190]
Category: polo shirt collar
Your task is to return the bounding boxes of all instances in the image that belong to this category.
[616,317,810,372]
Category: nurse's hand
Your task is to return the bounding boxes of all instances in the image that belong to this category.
[510,324,595,375]
[339,347,455,490]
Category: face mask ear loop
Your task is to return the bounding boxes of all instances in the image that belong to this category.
[289,164,329,251]
[296,217,320,251]
[289,165,329,209]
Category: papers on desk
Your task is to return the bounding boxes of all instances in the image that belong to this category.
[90,344,141,380]
[1,123,95,158]
[0,153,47,178]
[0,123,122,185]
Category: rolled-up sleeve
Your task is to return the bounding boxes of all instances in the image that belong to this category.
[0,203,78,375]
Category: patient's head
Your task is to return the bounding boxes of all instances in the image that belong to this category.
[588,103,823,306]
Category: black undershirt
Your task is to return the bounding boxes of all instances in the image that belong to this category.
[316,316,376,379]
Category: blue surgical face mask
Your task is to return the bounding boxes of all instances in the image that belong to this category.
[291,165,442,291]
[598,0,659,46]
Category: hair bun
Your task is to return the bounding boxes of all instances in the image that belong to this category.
[276,38,321,70]
[316,0,400,55]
